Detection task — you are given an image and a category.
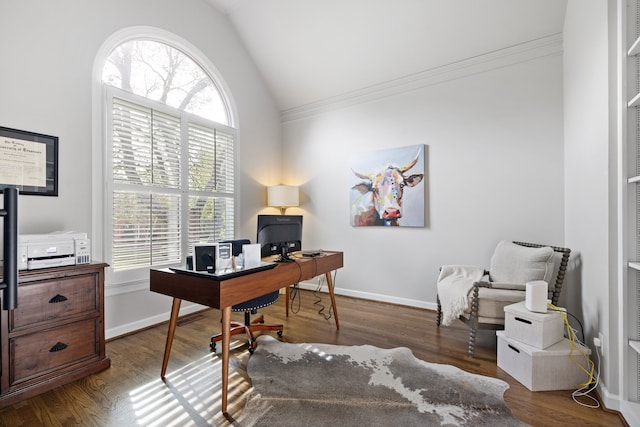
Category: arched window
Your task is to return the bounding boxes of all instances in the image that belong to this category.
[99,35,236,281]
[102,40,229,125]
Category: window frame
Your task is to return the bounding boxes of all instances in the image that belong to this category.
[92,27,239,293]
[105,86,237,286]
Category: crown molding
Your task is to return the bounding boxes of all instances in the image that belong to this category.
[280,33,563,123]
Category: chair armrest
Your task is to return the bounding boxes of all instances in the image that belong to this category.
[473,280,492,289]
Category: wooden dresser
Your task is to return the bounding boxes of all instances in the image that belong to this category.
[0,263,110,408]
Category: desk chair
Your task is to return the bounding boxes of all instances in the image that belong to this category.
[436,240,570,356]
[210,239,283,353]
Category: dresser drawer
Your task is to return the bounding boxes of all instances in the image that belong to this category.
[9,318,99,386]
[10,274,98,331]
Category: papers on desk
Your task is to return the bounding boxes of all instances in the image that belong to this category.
[242,243,262,268]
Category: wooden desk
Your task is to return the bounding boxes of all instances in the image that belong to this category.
[150,250,343,414]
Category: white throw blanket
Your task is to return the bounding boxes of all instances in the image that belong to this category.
[437,265,486,326]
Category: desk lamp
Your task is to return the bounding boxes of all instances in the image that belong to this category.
[267,185,299,214]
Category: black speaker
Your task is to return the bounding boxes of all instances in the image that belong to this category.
[193,244,217,272]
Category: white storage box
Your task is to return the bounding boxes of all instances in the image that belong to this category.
[497,331,592,391]
[504,301,564,349]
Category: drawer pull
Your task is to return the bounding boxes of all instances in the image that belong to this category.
[49,342,68,352]
[514,316,532,325]
[49,294,68,303]
[507,344,521,354]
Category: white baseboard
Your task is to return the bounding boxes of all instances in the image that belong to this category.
[106,281,435,340]
[600,380,640,427]
[620,400,640,427]
[596,380,620,412]
[105,284,631,423]
[296,279,437,311]
[105,303,207,340]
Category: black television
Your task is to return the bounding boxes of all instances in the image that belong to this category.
[257,215,302,261]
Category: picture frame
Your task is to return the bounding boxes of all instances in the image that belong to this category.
[349,144,425,227]
[0,126,58,196]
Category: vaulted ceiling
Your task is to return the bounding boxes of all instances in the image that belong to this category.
[207,0,567,112]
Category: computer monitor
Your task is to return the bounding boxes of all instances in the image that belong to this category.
[257,214,303,261]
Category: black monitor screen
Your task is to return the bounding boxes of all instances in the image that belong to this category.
[257,214,303,260]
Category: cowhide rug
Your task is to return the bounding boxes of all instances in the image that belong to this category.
[238,335,527,426]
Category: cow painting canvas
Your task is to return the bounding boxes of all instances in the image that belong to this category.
[350,144,425,227]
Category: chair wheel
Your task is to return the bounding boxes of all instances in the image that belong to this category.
[277,330,283,338]
[210,342,216,352]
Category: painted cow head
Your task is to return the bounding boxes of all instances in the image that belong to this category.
[351,154,424,225]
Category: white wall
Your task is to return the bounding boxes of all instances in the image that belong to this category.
[282,47,565,308]
[563,0,617,399]
[0,0,282,337]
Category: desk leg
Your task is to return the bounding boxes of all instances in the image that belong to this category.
[285,286,290,317]
[221,305,231,415]
[161,297,182,378]
[325,272,340,329]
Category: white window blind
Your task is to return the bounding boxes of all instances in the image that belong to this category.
[109,95,235,272]
[187,123,235,246]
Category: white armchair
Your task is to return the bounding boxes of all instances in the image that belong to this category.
[436,240,571,356]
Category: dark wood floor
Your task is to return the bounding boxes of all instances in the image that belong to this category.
[0,289,627,426]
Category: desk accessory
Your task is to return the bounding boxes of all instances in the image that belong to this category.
[302,251,321,257]
[216,242,232,270]
[525,280,548,313]
[243,243,261,268]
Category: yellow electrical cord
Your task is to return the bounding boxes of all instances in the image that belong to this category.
[547,303,596,388]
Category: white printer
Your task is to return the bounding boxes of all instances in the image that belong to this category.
[19,231,91,270]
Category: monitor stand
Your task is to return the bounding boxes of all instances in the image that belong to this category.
[275,247,295,263]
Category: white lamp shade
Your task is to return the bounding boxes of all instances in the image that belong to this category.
[268,185,299,208]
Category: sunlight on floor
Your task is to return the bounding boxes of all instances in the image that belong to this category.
[126,352,251,426]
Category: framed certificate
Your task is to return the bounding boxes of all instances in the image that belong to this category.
[0,126,58,196]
